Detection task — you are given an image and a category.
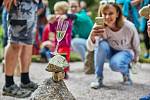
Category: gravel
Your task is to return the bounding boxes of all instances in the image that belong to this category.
[0,62,150,100]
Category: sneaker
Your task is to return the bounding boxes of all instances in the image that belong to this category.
[20,81,38,92]
[2,84,32,98]
[139,94,150,100]
[122,74,133,85]
[90,77,103,89]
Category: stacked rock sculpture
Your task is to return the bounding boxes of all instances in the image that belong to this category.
[30,54,75,100]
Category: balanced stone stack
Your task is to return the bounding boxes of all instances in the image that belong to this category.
[30,54,75,100]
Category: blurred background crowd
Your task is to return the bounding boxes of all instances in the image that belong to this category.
[0,0,149,64]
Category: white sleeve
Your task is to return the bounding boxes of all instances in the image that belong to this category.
[86,34,95,51]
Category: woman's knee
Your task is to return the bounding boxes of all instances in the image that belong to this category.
[109,60,121,71]
[96,41,110,52]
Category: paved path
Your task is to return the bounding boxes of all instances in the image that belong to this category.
[0,62,150,100]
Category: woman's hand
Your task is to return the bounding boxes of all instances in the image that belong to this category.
[4,0,17,12]
[90,24,105,43]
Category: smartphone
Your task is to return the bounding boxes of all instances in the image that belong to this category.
[95,17,104,26]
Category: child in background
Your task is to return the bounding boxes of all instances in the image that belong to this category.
[40,15,56,62]
[40,1,72,79]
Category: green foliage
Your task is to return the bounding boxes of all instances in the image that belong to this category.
[48,0,98,14]
[31,51,81,63]
[70,52,82,62]
[0,25,4,60]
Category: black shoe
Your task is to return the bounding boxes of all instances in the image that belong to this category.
[2,84,32,98]
[20,81,38,92]
[64,72,69,79]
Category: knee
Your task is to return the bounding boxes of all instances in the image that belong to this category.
[10,44,21,51]
[71,39,78,46]
[98,41,109,50]
[109,60,120,71]
[71,38,80,49]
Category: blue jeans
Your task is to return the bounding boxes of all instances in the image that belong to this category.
[94,40,133,78]
[40,47,52,61]
[71,38,87,61]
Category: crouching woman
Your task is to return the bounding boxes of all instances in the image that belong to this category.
[87,2,140,89]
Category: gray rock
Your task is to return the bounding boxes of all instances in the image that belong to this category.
[30,78,75,100]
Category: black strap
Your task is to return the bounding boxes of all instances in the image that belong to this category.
[0,0,3,7]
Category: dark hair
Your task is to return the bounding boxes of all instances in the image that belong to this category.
[98,3,124,28]
[68,0,80,7]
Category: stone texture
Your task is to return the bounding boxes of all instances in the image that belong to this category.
[0,62,150,100]
[30,78,75,100]
[84,51,95,74]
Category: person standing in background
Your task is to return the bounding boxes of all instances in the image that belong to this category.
[2,0,40,98]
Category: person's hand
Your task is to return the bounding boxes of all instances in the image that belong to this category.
[147,18,150,37]
[57,15,68,24]
[90,24,105,43]
[59,15,68,20]
[133,56,139,63]
[4,0,17,12]
[41,41,53,48]
[47,15,57,24]
[130,0,141,6]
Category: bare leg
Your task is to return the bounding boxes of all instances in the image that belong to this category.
[20,45,33,73]
[4,43,22,76]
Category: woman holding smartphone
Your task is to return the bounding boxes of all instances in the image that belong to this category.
[87,1,140,89]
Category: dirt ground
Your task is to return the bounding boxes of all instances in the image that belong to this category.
[0,62,150,100]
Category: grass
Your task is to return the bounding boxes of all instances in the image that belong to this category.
[32,43,150,63]
[32,51,82,63]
